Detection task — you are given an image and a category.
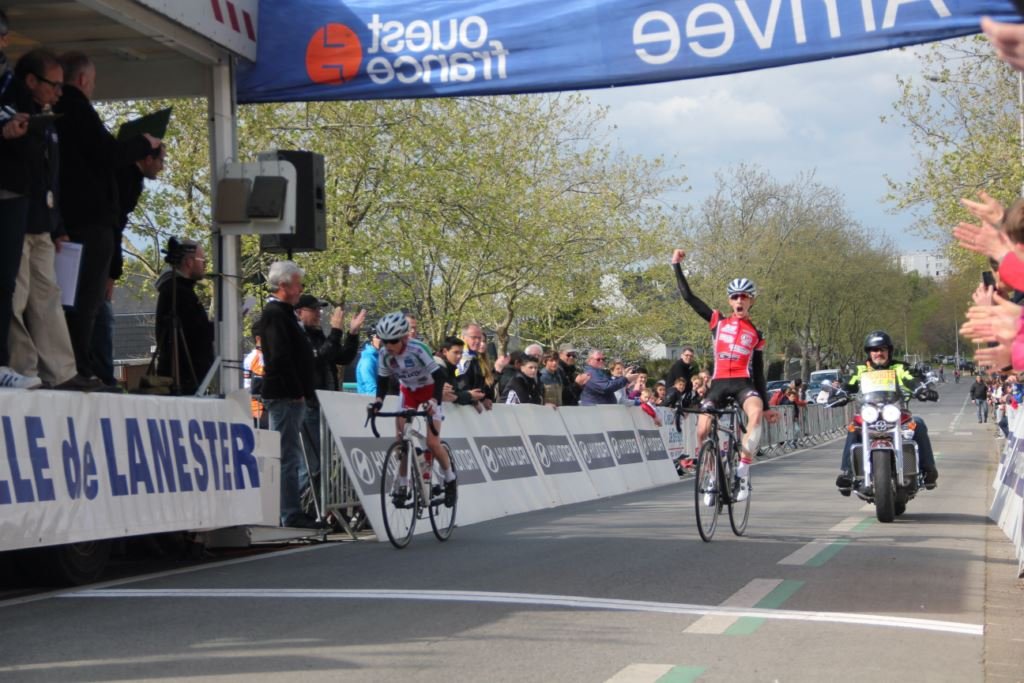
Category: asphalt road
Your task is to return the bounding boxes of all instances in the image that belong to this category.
[1,389,1021,682]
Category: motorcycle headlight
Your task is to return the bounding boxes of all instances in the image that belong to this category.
[881,404,902,423]
[860,405,880,422]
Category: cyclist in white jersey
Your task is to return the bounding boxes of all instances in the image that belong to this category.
[371,312,457,506]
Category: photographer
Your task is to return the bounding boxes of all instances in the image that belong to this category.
[154,237,213,395]
[296,293,365,497]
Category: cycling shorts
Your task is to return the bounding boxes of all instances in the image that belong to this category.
[400,383,444,422]
[702,378,761,410]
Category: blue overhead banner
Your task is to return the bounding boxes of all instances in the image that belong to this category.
[238,1,1021,103]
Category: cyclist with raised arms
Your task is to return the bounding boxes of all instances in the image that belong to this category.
[371,312,457,507]
[671,248,778,501]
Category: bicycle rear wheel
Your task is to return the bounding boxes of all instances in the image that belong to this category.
[429,442,457,541]
[380,442,418,548]
[728,449,751,536]
[694,440,720,542]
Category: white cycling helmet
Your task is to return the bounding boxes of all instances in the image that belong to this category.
[727,278,757,297]
[375,311,410,342]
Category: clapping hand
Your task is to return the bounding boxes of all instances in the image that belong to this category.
[954,220,1011,263]
[960,293,1021,345]
[961,190,1005,226]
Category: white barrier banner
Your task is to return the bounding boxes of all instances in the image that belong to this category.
[990,407,1024,577]
[509,404,597,506]
[319,392,679,541]
[630,407,682,486]
[0,391,272,552]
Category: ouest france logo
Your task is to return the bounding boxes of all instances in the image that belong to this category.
[305,13,510,88]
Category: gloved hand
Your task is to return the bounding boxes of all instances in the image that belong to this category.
[370,399,383,413]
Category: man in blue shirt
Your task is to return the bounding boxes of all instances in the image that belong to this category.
[579,349,641,406]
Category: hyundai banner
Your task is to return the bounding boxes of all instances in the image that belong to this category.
[238,0,1020,103]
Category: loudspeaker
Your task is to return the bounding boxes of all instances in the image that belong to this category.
[260,150,327,253]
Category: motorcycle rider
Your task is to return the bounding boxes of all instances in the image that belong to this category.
[835,330,939,495]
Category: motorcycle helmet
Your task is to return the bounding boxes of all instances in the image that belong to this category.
[727,278,757,298]
[375,311,410,343]
[863,330,894,355]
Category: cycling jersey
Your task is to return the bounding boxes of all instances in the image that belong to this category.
[708,309,765,381]
[673,262,769,404]
[378,339,440,390]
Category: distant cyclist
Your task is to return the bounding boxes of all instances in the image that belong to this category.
[370,312,457,507]
[671,249,778,501]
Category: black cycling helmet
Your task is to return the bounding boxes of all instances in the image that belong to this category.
[863,330,894,354]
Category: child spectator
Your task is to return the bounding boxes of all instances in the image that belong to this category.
[505,354,544,405]
[639,387,662,427]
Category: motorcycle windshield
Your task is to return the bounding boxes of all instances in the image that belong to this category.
[858,370,901,405]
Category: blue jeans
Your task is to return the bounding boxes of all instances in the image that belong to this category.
[840,415,936,473]
[266,397,306,526]
[89,299,115,385]
[976,400,988,423]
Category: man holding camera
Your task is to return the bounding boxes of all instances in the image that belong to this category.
[154,238,213,395]
[295,293,365,496]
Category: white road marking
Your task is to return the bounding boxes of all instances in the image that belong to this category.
[62,587,984,636]
[948,394,970,433]
[778,540,831,566]
[831,514,869,533]
[684,578,782,634]
[605,664,674,682]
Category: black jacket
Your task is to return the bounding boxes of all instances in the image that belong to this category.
[155,270,214,395]
[436,355,477,405]
[557,360,581,406]
[969,381,989,401]
[0,65,29,196]
[4,80,62,237]
[304,324,359,403]
[111,163,144,280]
[54,84,151,232]
[259,299,315,401]
[454,354,495,403]
[505,371,543,405]
[665,359,696,386]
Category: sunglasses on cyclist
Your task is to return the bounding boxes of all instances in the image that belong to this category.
[729,293,751,301]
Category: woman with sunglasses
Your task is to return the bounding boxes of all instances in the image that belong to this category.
[671,248,778,501]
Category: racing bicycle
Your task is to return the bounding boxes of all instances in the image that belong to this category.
[677,400,750,541]
[366,406,457,548]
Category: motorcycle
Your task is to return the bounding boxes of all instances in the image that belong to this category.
[830,371,938,522]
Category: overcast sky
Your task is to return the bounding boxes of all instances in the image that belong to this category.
[585,44,939,253]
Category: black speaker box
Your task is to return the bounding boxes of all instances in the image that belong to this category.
[260,150,327,253]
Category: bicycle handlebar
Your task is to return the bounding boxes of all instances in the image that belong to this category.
[365,405,439,438]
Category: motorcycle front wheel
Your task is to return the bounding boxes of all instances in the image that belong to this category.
[872,450,896,523]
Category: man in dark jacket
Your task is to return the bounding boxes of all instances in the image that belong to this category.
[89,143,165,387]
[557,343,589,406]
[435,336,480,405]
[969,375,990,423]
[154,238,213,395]
[4,49,88,390]
[295,293,365,496]
[258,260,322,529]
[0,14,37,389]
[54,51,160,380]
[665,346,697,386]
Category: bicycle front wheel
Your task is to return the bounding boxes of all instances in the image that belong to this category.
[380,442,418,548]
[429,442,457,541]
[728,451,751,536]
[694,440,720,542]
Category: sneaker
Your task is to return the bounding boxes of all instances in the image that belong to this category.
[0,367,41,390]
[735,477,750,502]
[443,479,457,508]
[391,485,409,508]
